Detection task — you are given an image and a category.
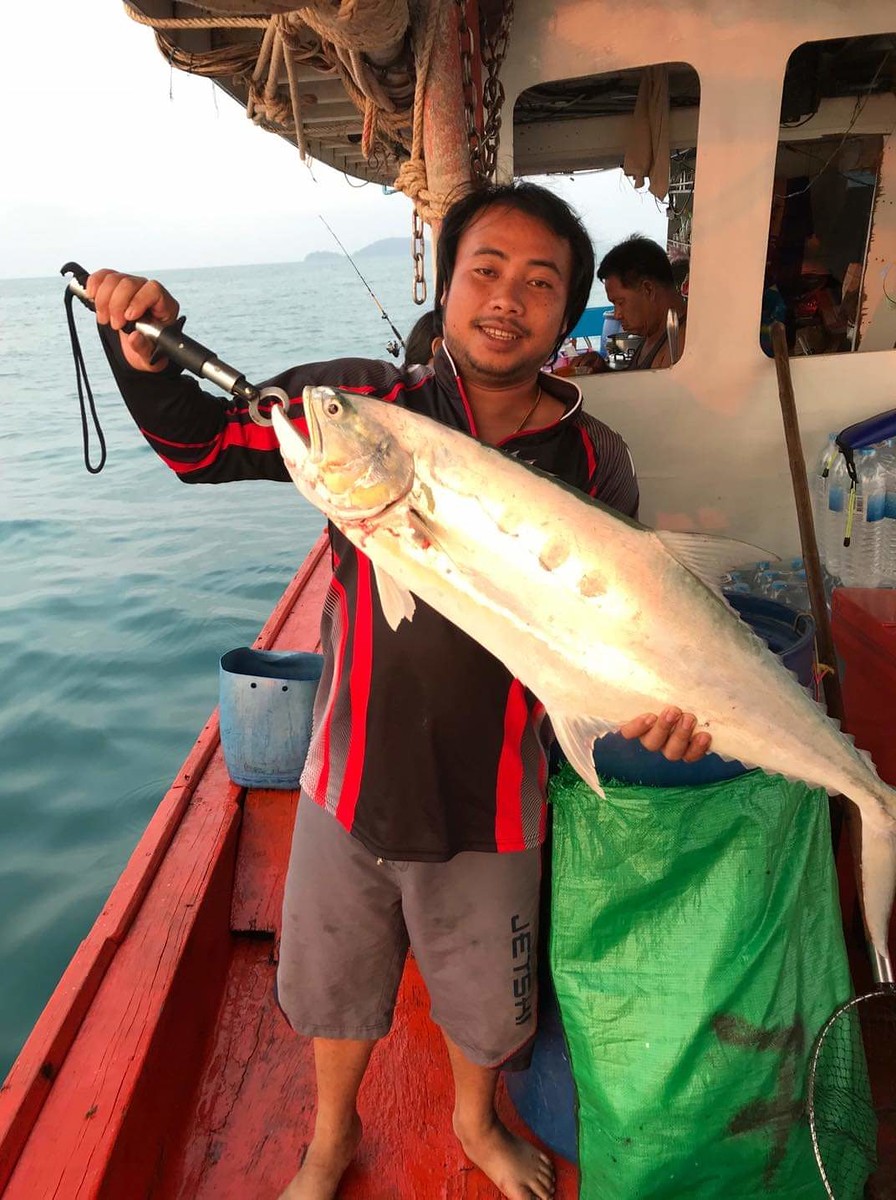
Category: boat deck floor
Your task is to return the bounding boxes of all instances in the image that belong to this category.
[159,925,577,1198]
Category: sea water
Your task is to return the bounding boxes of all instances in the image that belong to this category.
[0,258,427,1076]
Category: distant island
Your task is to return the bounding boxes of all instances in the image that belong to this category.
[304,237,406,263]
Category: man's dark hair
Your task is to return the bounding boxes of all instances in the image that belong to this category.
[434,181,595,356]
[403,309,442,368]
[597,235,675,289]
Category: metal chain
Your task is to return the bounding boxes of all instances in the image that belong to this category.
[454,0,485,182]
[453,0,514,183]
[409,1,513,303]
[479,0,514,183]
[412,207,427,304]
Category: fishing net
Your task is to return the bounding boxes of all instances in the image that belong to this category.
[549,764,857,1199]
[807,985,896,1198]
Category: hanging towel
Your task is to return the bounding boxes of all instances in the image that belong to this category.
[623,65,671,201]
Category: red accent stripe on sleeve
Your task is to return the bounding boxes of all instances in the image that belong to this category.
[138,429,218,450]
[494,680,529,851]
[335,554,374,831]
[578,425,597,490]
[149,415,292,474]
[338,375,430,404]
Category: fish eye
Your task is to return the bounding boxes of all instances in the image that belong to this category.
[325,398,342,417]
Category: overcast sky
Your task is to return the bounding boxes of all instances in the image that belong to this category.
[0,1,667,280]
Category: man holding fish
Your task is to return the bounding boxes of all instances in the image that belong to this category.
[88,182,716,1200]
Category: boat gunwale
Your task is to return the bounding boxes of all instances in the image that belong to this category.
[0,531,328,1191]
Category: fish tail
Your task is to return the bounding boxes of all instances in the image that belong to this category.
[858,815,896,965]
[849,769,896,964]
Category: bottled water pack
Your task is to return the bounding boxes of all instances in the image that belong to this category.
[723,557,820,615]
[811,436,896,588]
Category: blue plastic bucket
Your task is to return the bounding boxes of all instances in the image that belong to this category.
[590,593,816,786]
[218,648,323,789]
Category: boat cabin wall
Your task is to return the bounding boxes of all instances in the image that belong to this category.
[503,0,896,555]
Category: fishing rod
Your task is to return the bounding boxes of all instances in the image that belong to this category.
[61,261,288,472]
[319,216,405,358]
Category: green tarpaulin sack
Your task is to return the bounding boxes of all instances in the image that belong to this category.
[549,763,857,1199]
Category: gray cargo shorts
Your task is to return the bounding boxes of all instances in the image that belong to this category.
[277,795,541,1068]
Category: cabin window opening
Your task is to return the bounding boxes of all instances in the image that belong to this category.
[512,62,700,376]
[760,33,896,359]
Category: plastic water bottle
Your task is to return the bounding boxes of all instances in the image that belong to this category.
[879,440,896,585]
[765,580,791,607]
[840,447,886,586]
[786,569,810,612]
[763,570,810,613]
[866,447,889,584]
[822,448,850,579]
[812,434,838,547]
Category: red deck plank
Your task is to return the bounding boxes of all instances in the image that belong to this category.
[230,788,299,936]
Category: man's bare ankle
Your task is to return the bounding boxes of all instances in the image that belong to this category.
[278,1115,363,1200]
[308,1110,363,1156]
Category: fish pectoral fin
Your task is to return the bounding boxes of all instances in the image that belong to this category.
[373,563,416,631]
[551,714,618,799]
[656,531,779,597]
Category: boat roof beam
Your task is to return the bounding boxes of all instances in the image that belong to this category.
[514,93,896,178]
[514,110,699,176]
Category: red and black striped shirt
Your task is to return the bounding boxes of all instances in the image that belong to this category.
[101,333,639,860]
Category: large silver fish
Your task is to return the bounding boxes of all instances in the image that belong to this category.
[272,387,896,962]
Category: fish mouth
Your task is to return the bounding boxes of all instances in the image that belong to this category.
[304,392,323,462]
[271,401,311,477]
[276,386,416,524]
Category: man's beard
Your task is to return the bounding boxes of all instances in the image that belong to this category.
[451,337,548,386]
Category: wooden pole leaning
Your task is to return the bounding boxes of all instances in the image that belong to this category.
[768,321,884,975]
[770,321,844,722]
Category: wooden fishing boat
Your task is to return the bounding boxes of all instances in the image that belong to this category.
[3,0,896,1195]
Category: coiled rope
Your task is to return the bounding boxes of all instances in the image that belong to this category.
[123,1,454,217]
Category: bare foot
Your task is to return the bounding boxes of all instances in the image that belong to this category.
[278,1113,363,1200]
[453,1113,555,1200]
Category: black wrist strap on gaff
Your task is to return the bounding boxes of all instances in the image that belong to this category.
[61,261,107,475]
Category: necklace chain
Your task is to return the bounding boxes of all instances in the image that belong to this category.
[511,386,542,436]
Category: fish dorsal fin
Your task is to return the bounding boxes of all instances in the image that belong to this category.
[656,531,779,597]
[550,713,619,799]
[373,563,416,631]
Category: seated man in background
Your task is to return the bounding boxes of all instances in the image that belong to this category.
[597,235,687,370]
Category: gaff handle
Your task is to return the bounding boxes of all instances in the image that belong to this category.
[60,262,280,427]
